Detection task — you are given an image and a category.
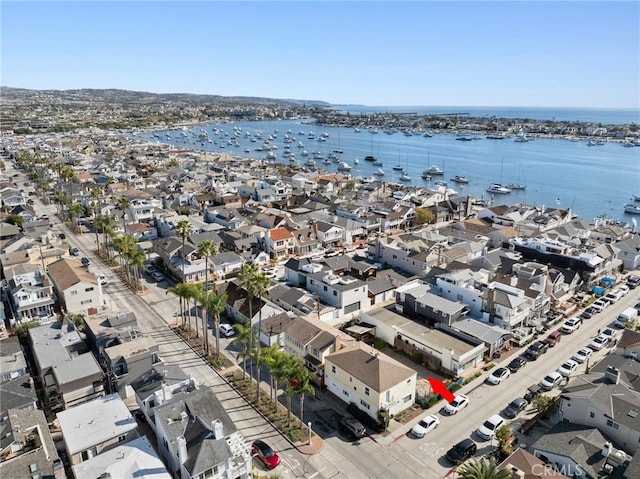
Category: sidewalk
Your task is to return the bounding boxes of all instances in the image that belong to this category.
[295,431,325,454]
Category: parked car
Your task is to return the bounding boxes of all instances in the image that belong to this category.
[446,438,477,464]
[81,257,90,266]
[507,356,527,373]
[560,317,582,334]
[524,384,544,402]
[572,348,593,364]
[626,276,640,289]
[543,330,562,347]
[251,440,280,469]
[591,299,609,312]
[145,264,157,274]
[601,327,618,342]
[219,323,236,338]
[477,414,506,440]
[525,341,549,360]
[443,394,470,415]
[589,335,609,351]
[557,359,578,377]
[503,398,528,419]
[69,247,80,256]
[581,307,596,319]
[96,274,107,286]
[486,367,510,385]
[618,284,630,296]
[151,271,164,282]
[540,371,563,390]
[340,416,367,439]
[410,414,439,438]
[59,233,66,240]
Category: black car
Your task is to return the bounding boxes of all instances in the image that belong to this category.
[524,341,549,360]
[581,307,595,319]
[626,276,640,289]
[59,233,66,240]
[81,257,90,266]
[503,398,528,419]
[507,355,527,373]
[339,416,367,439]
[524,383,544,402]
[446,438,477,464]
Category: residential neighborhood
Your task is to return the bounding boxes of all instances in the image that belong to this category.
[1,123,640,479]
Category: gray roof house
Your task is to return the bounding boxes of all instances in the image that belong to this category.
[0,408,65,479]
[28,319,105,414]
[154,387,252,479]
[56,392,139,466]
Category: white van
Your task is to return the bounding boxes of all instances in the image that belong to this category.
[615,307,638,328]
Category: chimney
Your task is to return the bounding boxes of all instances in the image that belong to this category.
[604,366,620,384]
[601,441,612,457]
[334,335,341,351]
[53,459,67,479]
[212,419,224,439]
[161,382,172,402]
[510,467,525,479]
[177,435,188,464]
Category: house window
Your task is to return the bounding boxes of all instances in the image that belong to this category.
[342,389,348,396]
[606,419,620,430]
[80,299,92,305]
[590,412,595,418]
[360,400,370,410]
[364,387,370,396]
[324,286,327,292]
[85,287,94,292]
[118,434,127,442]
[333,291,337,296]
[331,365,336,374]
[71,291,78,296]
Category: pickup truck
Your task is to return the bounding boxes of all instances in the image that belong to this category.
[543,330,562,348]
[525,341,549,360]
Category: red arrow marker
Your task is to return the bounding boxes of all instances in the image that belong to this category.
[427,377,455,403]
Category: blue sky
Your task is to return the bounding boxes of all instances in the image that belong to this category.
[2,1,639,108]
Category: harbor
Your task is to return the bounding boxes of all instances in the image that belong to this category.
[138,118,640,223]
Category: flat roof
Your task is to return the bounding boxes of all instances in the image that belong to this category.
[56,393,137,455]
[365,308,481,357]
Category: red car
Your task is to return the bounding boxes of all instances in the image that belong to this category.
[252,440,280,469]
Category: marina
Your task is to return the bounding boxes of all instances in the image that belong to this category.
[138,118,640,222]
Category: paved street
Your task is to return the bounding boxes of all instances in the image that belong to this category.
[15,164,639,478]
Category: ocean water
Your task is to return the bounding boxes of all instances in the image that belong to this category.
[331,105,640,125]
[139,118,640,223]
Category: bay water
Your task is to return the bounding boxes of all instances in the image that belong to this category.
[139,114,640,223]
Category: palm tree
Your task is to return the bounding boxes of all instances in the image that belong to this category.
[116,196,131,235]
[52,191,68,218]
[261,345,280,405]
[167,282,191,327]
[293,366,315,433]
[197,239,218,290]
[128,248,146,292]
[89,201,100,250]
[203,291,227,358]
[174,219,193,282]
[184,283,203,339]
[237,262,260,376]
[252,272,271,402]
[271,352,299,413]
[68,202,84,232]
[233,322,252,382]
[456,457,511,479]
[197,239,218,350]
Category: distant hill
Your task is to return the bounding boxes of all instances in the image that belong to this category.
[0,86,332,108]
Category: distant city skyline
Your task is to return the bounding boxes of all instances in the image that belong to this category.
[2,1,639,109]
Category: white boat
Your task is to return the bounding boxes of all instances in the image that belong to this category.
[337,162,352,172]
[450,175,469,184]
[486,183,512,194]
[632,194,640,202]
[425,165,444,175]
[373,159,383,166]
[399,172,412,182]
[624,204,640,215]
[374,168,385,176]
[305,158,316,167]
[354,158,359,164]
[393,164,403,171]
